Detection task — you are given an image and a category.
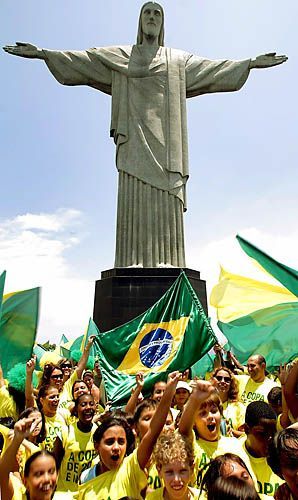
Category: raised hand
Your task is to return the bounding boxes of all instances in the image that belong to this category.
[250,52,288,69]
[14,417,40,442]
[167,371,181,386]
[26,355,36,374]
[278,363,288,385]
[189,379,216,402]
[136,372,144,389]
[3,42,44,59]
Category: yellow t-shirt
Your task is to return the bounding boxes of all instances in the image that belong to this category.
[56,421,98,493]
[146,486,200,499]
[193,435,256,485]
[239,436,284,496]
[222,400,246,432]
[236,375,279,406]
[0,424,40,477]
[58,370,78,411]
[41,413,68,452]
[0,385,18,420]
[147,462,162,491]
[77,449,147,500]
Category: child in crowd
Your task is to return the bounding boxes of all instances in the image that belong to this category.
[0,416,72,499]
[173,381,191,412]
[146,431,200,499]
[268,425,298,500]
[239,401,284,497]
[178,380,254,484]
[53,393,98,494]
[77,371,181,499]
[200,453,272,499]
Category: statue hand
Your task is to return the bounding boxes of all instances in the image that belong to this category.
[3,42,44,59]
[250,52,288,69]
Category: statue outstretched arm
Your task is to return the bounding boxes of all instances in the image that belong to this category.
[3,42,46,60]
[249,52,288,69]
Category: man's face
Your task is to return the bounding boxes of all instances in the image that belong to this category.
[141,3,162,39]
[247,356,266,382]
[245,418,276,457]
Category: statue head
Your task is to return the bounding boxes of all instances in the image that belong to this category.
[137,2,165,46]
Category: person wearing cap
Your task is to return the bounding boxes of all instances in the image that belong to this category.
[173,380,191,412]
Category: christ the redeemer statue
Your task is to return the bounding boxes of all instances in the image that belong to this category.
[4,2,287,268]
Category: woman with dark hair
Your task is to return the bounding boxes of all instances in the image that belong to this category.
[199,453,269,499]
[0,416,64,499]
[211,367,246,437]
[37,385,66,453]
[267,426,298,500]
[26,337,96,413]
[52,393,98,494]
[77,372,180,499]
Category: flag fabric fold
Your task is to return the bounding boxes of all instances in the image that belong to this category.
[0,287,40,377]
[211,237,298,370]
[236,234,298,297]
[94,272,216,407]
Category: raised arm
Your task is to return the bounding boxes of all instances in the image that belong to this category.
[0,416,38,500]
[283,360,298,420]
[3,42,46,59]
[125,372,144,415]
[25,355,36,408]
[249,52,287,69]
[137,371,180,470]
[76,336,96,379]
[178,380,215,438]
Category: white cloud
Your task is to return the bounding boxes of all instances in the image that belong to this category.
[0,209,94,344]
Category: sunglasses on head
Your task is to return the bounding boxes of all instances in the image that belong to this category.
[51,374,63,379]
[215,375,231,383]
[61,364,71,369]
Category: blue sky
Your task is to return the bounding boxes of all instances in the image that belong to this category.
[1,0,297,343]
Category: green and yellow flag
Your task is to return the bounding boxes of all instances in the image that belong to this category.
[211,236,298,370]
[0,287,40,377]
[94,272,216,406]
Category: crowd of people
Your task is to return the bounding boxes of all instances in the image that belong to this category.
[0,336,297,500]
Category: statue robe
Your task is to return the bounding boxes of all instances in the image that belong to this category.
[44,46,250,267]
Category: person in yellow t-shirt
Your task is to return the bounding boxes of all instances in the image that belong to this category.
[77,371,181,500]
[236,355,279,406]
[240,401,284,497]
[36,385,68,452]
[211,366,246,437]
[131,397,175,492]
[52,393,98,494]
[0,416,58,500]
[146,431,200,499]
[199,453,272,500]
[267,426,298,500]
[178,379,256,486]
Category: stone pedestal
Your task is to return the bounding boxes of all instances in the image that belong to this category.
[93,268,208,332]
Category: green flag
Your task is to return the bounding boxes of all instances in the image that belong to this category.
[0,287,40,377]
[59,334,69,345]
[0,271,6,320]
[237,234,298,297]
[211,238,298,370]
[94,272,216,407]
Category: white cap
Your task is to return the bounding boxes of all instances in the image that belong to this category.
[176,381,191,392]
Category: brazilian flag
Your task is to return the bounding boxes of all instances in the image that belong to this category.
[93,272,216,406]
[211,235,298,371]
[0,286,40,377]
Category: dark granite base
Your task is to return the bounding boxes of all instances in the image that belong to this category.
[93,267,208,332]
